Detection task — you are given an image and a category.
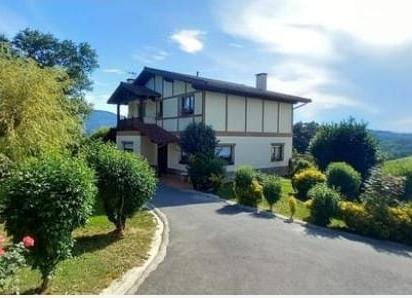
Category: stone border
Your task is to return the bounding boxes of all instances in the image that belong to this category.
[101,205,169,295]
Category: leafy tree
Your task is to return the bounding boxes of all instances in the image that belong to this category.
[309,118,380,179]
[0,155,96,292]
[86,143,157,236]
[12,28,98,97]
[179,122,218,156]
[0,53,81,161]
[293,121,319,153]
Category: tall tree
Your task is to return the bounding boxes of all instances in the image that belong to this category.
[0,52,81,161]
[8,28,99,120]
[293,121,320,153]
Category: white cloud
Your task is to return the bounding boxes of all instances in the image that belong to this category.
[132,46,169,64]
[102,68,126,75]
[170,30,205,53]
[216,0,412,59]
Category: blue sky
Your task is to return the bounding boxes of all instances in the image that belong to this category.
[1,0,412,132]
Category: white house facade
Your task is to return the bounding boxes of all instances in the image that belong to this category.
[107,67,311,176]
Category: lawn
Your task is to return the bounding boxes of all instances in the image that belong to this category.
[0,201,157,294]
[217,178,310,221]
[217,178,346,229]
[383,155,412,200]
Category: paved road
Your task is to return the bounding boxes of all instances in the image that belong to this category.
[137,185,412,294]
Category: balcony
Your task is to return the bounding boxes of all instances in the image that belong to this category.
[117,117,143,130]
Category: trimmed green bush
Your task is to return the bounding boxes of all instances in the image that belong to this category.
[187,152,226,191]
[179,122,218,156]
[339,201,412,244]
[0,155,96,291]
[292,158,315,176]
[234,166,263,207]
[292,168,326,199]
[326,162,361,200]
[263,175,282,211]
[308,183,340,226]
[87,143,157,235]
[309,118,379,179]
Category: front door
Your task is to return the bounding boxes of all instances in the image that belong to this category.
[157,144,168,176]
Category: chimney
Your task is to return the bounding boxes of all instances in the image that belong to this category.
[255,73,267,90]
[126,78,135,84]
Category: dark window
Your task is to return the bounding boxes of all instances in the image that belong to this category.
[122,141,134,152]
[271,144,284,162]
[157,100,163,117]
[216,145,234,165]
[181,95,194,115]
[180,149,190,164]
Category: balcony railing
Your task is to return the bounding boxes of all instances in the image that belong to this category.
[117,117,143,130]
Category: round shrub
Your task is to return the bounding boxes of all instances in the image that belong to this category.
[88,143,157,235]
[292,168,326,199]
[234,166,262,207]
[0,155,96,290]
[263,175,282,211]
[179,122,218,155]
[187,152,226,191]
[307,183,340,226]
[326,162,361,200]
[292,158,315,176]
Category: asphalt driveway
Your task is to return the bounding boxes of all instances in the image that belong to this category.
[136,185,412,294]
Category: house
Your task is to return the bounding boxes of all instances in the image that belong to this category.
[107,67,311,176]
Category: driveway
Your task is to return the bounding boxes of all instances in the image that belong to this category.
[136,185,412,294]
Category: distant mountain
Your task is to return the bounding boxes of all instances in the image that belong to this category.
[370,130,412,160]
[85,110,117,134]
[85,110,412,159]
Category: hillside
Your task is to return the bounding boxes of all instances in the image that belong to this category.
[85,110,117,134]
[370,130,412,160]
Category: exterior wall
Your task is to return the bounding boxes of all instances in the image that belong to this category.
[116,132,141,153]
[246,98,263,132]
[204,91,226,131]
[141,136,157,166]
[167,143,186,172]
[217,135,292,173]
[227,95,246,131]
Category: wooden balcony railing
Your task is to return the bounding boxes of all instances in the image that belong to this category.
[117,117,143,130]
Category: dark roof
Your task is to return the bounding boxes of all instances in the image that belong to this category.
[135,67,311,104]
[118,119,178,144]
[107,82,161,104]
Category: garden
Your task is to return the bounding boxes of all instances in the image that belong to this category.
[0,30,158,293]
[181,119,412,246]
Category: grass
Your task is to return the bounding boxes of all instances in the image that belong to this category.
[216,178,346,229]
[217,178,310,221]
[1,201,157,294]
[383,155,412,200]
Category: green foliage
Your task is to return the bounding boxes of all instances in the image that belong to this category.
[0,154,13,182]
[292,168,326,199]
[361,167,406,208]
[11,28,99,97]
[307,184,340,226]
[179,122,218,156]
[309,118,380,179]
[383,156,412,201]
[0,53,81,161]
[371,130,412,160]
[234,166,263,207]
[292,158,315,176]
[339,201,412,244]
[293,121,320,153]
[86,143,157,234]
[0,240,27,293]
[89,127,112,142]
[263,175,282,210]
[187,152,226,191]
[326,162,361,200]
[0,155,96,285]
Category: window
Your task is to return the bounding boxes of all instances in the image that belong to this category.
[181,95,194,115]
[271,144,284,162]
[216,144,234,165]
[157,100,163,118]
[180,149,190,164]
[122,141,134,152]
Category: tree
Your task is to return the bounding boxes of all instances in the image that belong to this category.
[309,118,380,179]
[0,53,81,161]
[293,121,319,153]
[179,122,218,156]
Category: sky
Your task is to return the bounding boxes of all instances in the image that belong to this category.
[1,0,412,132]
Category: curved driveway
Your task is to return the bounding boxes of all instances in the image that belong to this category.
[137,185,412,294]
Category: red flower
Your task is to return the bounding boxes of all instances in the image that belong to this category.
[0,247,5,256]
[22,236,35,249]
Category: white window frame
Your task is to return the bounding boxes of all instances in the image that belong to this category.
[271,143,284,162]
